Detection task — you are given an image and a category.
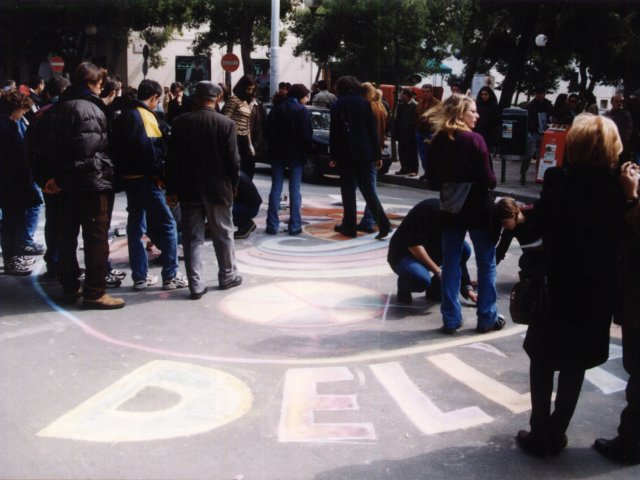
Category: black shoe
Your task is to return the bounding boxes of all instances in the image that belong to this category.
[60,289,82,305]
[190,287,209,300]
[594,437,640,465]
[289,228,303,236]
[375,227,391,240]
[334,224,357,238]
[220,275,242,290]
[356,224,375,234]
[438,324,462,335]
[235,221,257,239]
[396,290,412,305]
[548,433,568,457]
[265,227,278,235]
[476,314,506,333]
[395,169,409,175]
[516,430,548,458]
[21,244,45,255]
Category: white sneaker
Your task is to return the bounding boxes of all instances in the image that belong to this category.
[110,269,127,280]
[162,271,188,290]
[15,256,36,266]
[133,273,158,290]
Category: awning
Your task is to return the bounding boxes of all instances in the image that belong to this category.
[423,59,452,74]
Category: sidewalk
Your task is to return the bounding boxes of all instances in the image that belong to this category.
[380,155,542,205]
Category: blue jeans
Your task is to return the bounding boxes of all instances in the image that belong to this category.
[267,160,303,234]
[416,132,428,174]
[20,182,43,247]
[124,177,178,282]
[441,226,497,329]
[392,240,472,298]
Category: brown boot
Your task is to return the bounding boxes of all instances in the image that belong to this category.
[83,294,125,310]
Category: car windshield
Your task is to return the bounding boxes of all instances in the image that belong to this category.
[310,110,330,130]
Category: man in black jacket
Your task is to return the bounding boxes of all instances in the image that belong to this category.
[111,79,187,292]
[166,81,242,300]
[29,62,124,309]
[330,75,390,239]
[394,88,418,176]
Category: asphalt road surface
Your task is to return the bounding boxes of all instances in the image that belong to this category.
[1,169,636,480]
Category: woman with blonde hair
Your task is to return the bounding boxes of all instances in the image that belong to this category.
[355,82,388,233]
[425,94,501,335]
[516,113,626,457]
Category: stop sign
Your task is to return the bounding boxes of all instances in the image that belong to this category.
[221,53,240,72]
[50,56,65,73]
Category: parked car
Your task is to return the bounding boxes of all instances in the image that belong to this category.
[259,103,393,183]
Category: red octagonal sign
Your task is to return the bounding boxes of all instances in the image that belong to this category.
[50,56,65,73]
[221,53,240,72]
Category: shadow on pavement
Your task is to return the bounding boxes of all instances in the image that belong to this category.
[313,434,630,480]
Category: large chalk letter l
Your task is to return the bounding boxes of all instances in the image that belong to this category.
[371,362,492,435]
[37,360,253,442]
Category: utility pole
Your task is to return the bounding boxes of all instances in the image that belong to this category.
[270,0,280,98]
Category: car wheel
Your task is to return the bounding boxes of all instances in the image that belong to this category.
[302,156,323,183]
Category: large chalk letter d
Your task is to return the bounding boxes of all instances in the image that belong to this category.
[37,360,253,442]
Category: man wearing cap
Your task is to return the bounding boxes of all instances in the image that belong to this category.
[166,81,242,299]
[523,86,553,186]
[111,79,187,292]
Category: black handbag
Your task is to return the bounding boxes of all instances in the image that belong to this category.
[509,269,550,325]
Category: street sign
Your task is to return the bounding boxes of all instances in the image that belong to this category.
[221,53,240,72]
[50,56,65,73]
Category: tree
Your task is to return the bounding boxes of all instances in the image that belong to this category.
[290,0,452,87]
[189,0,293,82]
[0,0,198,80]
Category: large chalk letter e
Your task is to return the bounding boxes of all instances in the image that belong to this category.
[37,360,253,442]
[278,367,376,443]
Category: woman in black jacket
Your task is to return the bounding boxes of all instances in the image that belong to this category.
[474,86,500,153]
[516,114,625,457]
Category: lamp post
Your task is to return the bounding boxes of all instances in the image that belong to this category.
[303,0,322,15]
[269,0,280,98]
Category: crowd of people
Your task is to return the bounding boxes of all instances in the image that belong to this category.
[1,65,639,464]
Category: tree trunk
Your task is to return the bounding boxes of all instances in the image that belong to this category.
[498,12,540,109]
[578,62,588,96]
[390,35,400,163]
[623,73,639,96]
[239,15,255,77]
[461,55,481,93]
[225,42,233,88]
